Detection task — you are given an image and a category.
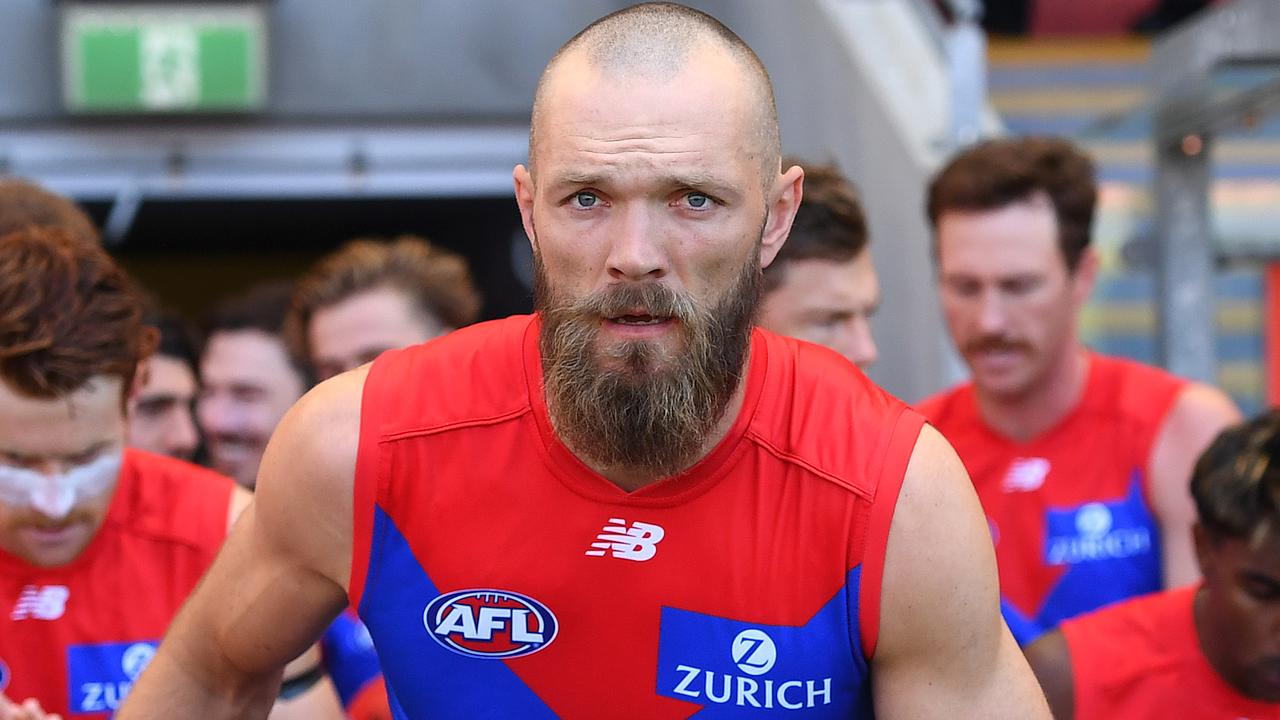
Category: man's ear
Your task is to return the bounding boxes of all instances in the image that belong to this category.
[1070,246,1100,309]
[760,164,804,270]
[514,164,538,254]
[128,359,151,406]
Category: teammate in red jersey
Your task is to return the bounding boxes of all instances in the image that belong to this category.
[917,136,1240,642]
[0,228,342,719]
[1027,410,1280,719]
[122,4,1049,718]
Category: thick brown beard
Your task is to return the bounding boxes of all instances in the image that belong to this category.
[535,251,761,479]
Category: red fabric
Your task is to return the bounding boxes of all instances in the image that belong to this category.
[918,353,1186,624]
[0,450,234,716]
[350,315,923,717]
[1063,585,1280,718]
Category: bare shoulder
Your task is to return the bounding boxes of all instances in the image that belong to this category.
[252,365,369,590]
[874,425,1050,718]
[878,424,996,666]
[275,364,368,475]
[1150,380,1240,482]
[1167,381,1241,431]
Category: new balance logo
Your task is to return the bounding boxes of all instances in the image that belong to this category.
[11,585,69,621]
[1002,458,1050,492]
[585,518,665,561]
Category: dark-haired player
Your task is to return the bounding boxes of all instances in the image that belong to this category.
[1027,411,1280,718]
[758,161,879,368]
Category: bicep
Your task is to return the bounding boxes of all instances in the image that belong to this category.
[1150,383,1241,587]
[872,425,1050,719]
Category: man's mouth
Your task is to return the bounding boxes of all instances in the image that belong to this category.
[610,314,668,326]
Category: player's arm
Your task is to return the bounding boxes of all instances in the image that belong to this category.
[1024,629,1074,720]
[1149,383,1240,588]
[871,425,1050,719]
[119,369,366,719]
[227,483,253,529]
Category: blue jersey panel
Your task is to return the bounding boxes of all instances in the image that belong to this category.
[656,566,872,718]
[358,506,558,720]
[1037,472,1161,629]
[321,612,383,707]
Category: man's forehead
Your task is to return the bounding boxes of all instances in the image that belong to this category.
[202,331,296,385]
[0,377,125,455]
[535,47,762,169]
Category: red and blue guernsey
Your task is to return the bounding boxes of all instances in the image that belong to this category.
[0,450,234,718]
[1063,585,1280,719]
[350,315,924,719]
[918,353,1185,641]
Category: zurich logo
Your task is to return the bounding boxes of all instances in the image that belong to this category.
[122,643,156,681]
[731,629,776,676]
[1075,504,1113,539]
[424,589,558,659]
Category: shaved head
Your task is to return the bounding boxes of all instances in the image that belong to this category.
[530,2,781,180]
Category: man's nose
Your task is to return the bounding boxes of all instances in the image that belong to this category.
[606,205,668,282]
[844,317,878,369]
[169,408,200,456]
[975,288,1009,335]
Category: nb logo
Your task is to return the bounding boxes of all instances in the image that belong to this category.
[11,585,69,621]
[585,518,665,561]
[1002,457,1050,492]
[731,629,777,676]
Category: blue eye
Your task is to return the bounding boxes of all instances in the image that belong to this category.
[686,192,709,208]
[574,191,598,208]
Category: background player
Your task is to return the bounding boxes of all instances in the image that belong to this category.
[758,160,880,368]
[285,235,480,381]
[0,227,341,718]
[197,282,308,490]
[918,136,1241,641]
[126,306,203,461]
[1027,410,1280,718]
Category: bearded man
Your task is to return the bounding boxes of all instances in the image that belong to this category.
[121,4,1048,718]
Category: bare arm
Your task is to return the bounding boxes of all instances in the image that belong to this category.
[872,425,1050,719]
[119,368,366,718]
[1025,629,1074,720]
[1149,383,1240,588]
[226,484,253,530]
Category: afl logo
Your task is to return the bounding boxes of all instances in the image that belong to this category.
[424,589,558,659]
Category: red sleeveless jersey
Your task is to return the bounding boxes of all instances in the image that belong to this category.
[349,315,924,719]
[1062,585,1280,719]
[0,450,234,717]
[918,353,1185,635]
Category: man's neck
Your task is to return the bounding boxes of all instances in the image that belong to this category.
[975,345,1089,443]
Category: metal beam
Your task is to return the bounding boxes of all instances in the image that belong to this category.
[1151,0,1280,382]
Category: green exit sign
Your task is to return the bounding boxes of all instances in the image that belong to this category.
[61,4,267,113]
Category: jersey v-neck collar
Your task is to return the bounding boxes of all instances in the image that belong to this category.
[522,316,767,507]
